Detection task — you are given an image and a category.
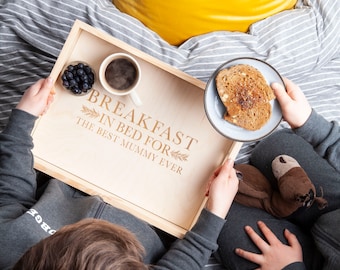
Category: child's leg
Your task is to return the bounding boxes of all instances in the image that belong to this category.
[250,128,340,227]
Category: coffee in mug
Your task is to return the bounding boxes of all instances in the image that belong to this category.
[99,53,142,106]
[105,58,138,90]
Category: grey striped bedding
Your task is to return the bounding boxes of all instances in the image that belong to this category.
[0,0,339,268]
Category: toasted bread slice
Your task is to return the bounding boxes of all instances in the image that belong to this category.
[215,64,275,130]
[224,102,272,131]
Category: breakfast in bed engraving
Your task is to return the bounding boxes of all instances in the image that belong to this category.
[74,88,199,175]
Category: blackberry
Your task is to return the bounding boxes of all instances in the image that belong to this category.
[61,62,95,95]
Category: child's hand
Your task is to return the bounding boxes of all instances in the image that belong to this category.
[235,221,303,270]
[205,159,239,218]
[16,77,55,117]
[271,78,312,129]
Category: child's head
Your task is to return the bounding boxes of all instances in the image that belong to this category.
[13,218,148,270]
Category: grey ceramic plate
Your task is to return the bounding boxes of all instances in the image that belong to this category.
[204,57,284,142]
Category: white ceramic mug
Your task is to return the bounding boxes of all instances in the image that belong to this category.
[99,53,142,106]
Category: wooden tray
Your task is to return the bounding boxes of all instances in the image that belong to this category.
[32,20,242,237]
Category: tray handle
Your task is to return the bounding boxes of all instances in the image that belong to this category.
[222,141,243,163]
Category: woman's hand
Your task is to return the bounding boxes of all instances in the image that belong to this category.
[235,221,303,270]
[205,159,239,218]
[16,77,55,116]
[271,78,312,129]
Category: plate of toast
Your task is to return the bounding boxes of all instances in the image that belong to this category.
[204,57,284,142]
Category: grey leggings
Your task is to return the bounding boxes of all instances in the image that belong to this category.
[216,129,340,270]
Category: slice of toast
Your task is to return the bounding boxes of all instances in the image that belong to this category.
[224,102,272,131]
[215,64,275,130]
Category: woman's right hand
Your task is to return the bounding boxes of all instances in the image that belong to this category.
[271,78,312,129]
[205,159,239,219]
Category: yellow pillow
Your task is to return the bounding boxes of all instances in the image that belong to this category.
[113,0,297,45]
